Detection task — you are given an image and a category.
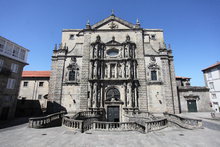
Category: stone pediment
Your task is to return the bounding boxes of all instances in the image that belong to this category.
[91,15,137,30]
[106,36,121,46]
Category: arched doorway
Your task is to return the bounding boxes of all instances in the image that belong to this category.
[106,88,120,122]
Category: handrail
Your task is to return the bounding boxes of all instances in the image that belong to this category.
[145,118,168,132]
[163,112,203,129]
[91,121,145,133]
[29,111,66,128]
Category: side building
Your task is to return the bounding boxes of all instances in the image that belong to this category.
[18,72,212,116]
[176,76,212,113]
[0,36,29,120]
[202,62,220,112]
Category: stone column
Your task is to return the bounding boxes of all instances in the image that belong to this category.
[79,33,91,110]
[93,83,97,108]
[124,83,127,107]
[100,83,104,108]
[88,83,92,108]
[135,87,138,107]
[127,83,132,108]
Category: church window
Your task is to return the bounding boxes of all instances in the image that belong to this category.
[69,70,76,81]
[151,71,157,80]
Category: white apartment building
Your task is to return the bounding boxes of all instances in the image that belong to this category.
[202,62,220,112]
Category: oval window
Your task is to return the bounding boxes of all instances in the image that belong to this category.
[107,49,119,56]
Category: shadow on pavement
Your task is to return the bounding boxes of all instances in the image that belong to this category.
[0,117,29,130]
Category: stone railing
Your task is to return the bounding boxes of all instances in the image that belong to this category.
[62,110,103,133]
[62,116,84,132]
[29,111,66,128]
[163,112,203,129]
[145,118,168,133]
[91,121,145,133]
[78,110,104,119]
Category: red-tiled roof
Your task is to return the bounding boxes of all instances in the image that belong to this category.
[202,62,220,71]
[176,76,191,79]
[22,71,51,77]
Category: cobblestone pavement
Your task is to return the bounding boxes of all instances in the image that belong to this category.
[0,112,220,147]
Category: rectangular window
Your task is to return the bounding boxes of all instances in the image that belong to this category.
[12,46,20,57]
[19,49,26,60]
[23,82,28,87]
[0,39,5,52]
[5,42,13,55]
[38,95,42,99]
[0,59,4,71]
[69,34,75,40]
[69,71,76,81]
[209,82,214,89]
[11,63,19,73]
[151,71,157,80]
[6,78,16,89]
[39,82,44,87]
[208,72,212,78]
[151,34,156,40]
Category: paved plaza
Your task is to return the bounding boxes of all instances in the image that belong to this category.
[0,112,220,147]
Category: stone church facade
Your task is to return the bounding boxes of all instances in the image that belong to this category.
[48,14,179,122]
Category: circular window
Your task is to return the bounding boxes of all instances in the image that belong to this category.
[107,48,119,56]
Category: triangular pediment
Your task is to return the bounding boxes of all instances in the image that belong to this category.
[91,15,137,30]
[106,37,121,46]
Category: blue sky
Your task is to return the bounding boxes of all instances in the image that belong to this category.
[0,0,220,86]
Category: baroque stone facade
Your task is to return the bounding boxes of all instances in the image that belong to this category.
[48,15,179,122]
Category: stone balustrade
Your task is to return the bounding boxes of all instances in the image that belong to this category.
[78,110,104,119]
[163,112,203,129]
[145,118,168,133]
[91,121,145,133]
[62,116,84,132]
[29,111,66,128]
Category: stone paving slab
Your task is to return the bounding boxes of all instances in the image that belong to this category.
[0,124,220,147]
[1,112,220,147]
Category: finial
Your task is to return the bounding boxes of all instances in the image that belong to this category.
[54,44,57,50]
[136,18,140,28]
[87,20,90,25]
[111,9,115,16]
[86,20,91,29]
[112,36,115,41]
[136,18,140,24]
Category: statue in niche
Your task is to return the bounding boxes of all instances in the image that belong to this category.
[93,62,97,78]
[93,83,97,100]
[126,35,131,43]
[118,64,122,78]
[124,45,129,57]
[96,35,101,43]
[93,47,97,58]
[105,64,108,78]
[126,64,130,78]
